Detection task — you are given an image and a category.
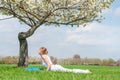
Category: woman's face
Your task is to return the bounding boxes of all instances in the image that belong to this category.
[39,48,44,54]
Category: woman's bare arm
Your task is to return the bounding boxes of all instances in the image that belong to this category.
[42,55,51,71]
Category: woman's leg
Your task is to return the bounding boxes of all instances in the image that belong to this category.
[51,65,72,72]
[51,65,91,73]
[72,69,91,73]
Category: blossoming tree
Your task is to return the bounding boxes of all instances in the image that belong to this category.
[0,0,113,66]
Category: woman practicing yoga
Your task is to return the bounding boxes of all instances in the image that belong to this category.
[38,47,91,74]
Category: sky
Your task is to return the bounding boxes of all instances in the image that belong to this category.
[0,0,120,60]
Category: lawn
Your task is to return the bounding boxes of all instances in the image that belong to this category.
[0,64,120,80]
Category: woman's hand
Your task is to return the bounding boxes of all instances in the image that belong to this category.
[46,64,51,71]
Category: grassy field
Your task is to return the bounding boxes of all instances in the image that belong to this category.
[0,64,120,80]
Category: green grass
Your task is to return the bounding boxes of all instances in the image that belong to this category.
[0,64,120,80]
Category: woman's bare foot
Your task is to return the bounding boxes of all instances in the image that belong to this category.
[86,69,92,74]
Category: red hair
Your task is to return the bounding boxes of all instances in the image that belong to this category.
[40,47,48,54]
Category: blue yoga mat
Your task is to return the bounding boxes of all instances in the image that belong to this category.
[25,67,43,71]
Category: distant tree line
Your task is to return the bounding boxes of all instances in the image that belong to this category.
[58,54,120,66]
[0,56,41,64]
[0,55,120,66]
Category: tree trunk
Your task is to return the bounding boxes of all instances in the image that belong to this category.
[17,26,39,67]
[18,32,28,67]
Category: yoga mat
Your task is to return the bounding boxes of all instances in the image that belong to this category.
[25,67,43,71]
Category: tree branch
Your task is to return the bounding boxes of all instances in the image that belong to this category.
[45,16,86,25]
[18,6,42,21]
[0,6,34,27]
[53,6,81,12]
[66,17,86,24]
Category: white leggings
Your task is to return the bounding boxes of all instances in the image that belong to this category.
[50,65,90,73]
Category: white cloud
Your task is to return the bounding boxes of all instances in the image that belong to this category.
[0,15,10,19]
[66,22,120,46]
[114,7,120,17]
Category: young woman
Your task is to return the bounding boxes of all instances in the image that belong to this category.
[38,47,91,74]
